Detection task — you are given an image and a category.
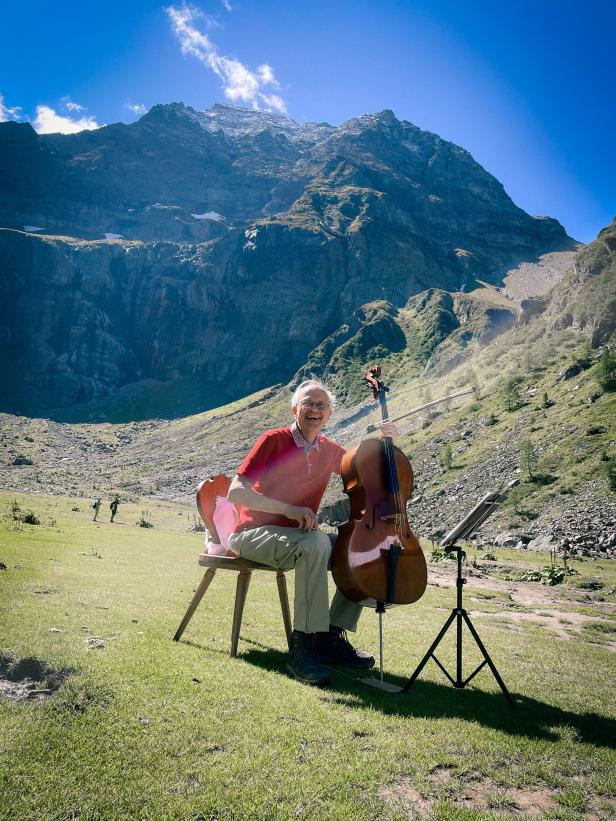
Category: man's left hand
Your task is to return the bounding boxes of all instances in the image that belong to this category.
[377,421,399,440]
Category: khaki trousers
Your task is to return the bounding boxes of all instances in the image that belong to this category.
[228,526,363,635]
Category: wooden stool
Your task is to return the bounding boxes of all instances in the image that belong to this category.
[173,475,293,656]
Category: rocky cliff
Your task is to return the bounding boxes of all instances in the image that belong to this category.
[543,218,616,346]
[0,103,573,417]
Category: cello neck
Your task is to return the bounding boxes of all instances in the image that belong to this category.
[375,380,401,502]
[378,387,390,425]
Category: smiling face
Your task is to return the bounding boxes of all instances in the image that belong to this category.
[292,386,332,442]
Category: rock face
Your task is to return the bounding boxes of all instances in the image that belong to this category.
[544,218,616,346]
[0,103,573,416]
[293,287,520,404]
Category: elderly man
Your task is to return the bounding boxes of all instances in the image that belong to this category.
[227,379,395,686]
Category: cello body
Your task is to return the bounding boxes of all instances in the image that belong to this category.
[331,368,428,605]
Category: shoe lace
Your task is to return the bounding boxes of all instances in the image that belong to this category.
[331,628,352,648]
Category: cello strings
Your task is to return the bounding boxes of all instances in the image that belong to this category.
[380,393,402,541]
[383,422,404,542]
[389,439,404,543]
[379,383,405,544]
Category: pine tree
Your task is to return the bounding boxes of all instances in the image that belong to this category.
[520,440,536,481]
[502,378,520,412]
[597,348,616,392]
[441,443,453,471]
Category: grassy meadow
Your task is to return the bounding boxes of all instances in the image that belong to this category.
[1,492,615,820]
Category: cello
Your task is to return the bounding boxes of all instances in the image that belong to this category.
[332,365,427,607]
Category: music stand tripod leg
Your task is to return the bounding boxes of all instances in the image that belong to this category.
[400,609,456,694]
[462,611,516,707]
[401,544,515,706]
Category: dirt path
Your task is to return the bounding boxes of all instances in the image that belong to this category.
[428,562,616,649]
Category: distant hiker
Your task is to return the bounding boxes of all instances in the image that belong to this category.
[110,496,120,523]
[92,498,102,521]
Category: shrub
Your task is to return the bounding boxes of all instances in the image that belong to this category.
[430,547,455,562]
[9,501,41,525]
[582,621,616,635]
[541,565,566,585]
[520,565,577,585]
[520,569,542,582]
[21,510,41,525]
[187,514,205,533]
[440,443,453,470]
[136,510,154,528]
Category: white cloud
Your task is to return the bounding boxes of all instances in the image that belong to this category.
[220,0,232,11]
[0,94,22,122]
[165,3,287,113]
[259,93,286,112]
[33,105,101,134]
[125,102,147,116]
[61,96,85,112]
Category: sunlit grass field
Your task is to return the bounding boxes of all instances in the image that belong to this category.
[1,492,615,820]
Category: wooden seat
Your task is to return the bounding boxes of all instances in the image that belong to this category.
[173,475,292,656]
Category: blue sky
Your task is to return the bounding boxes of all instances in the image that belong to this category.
[1,0,613,242]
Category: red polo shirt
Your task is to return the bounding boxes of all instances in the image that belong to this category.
[234,425,346,533]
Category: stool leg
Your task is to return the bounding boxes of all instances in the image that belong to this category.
[276,571,292,646]
[230,570,252,657]
[173,568,217,641]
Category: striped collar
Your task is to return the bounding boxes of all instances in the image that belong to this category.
[290,421,319,452]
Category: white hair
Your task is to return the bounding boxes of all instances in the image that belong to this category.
[291,378,336,411]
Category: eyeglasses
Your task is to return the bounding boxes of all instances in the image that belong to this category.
[298,399,331,411]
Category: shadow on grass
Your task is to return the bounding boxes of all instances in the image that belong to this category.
[178,638,232,657]
[237,645,616,750]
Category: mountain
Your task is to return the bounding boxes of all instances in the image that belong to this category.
[293,285,521,404]
[0,103,574,417]
[544,218,616,346]
[0,221,613,552]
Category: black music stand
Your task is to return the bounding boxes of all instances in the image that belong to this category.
[400,480,518,707]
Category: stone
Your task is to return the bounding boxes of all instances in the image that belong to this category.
[527,535,556,552]
[494,532,518,547]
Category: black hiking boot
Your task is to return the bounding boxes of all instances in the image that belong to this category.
[286,630,331,686]
[316,625,375,669]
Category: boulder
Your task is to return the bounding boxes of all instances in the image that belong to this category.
[12,455,33,466]
[494,532,518,547]
[526,535,556,552]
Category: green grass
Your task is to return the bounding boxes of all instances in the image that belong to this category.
[1,492,615,819]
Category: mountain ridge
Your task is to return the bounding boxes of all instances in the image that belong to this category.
[0,102,576,416]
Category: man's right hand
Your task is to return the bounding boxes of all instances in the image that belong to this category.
[285,505,318,530]
[228,475,318,530]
